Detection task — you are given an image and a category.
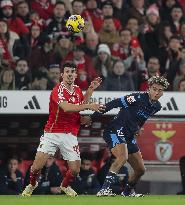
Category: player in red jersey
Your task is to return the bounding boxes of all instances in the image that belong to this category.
[22,61,104,197]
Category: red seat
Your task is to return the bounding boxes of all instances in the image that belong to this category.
[55,160,68,176]
[18,160,33,177]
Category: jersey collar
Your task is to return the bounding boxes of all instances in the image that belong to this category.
[61,82,74,95]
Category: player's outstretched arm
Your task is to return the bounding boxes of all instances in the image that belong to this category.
[83,77,102,103]
[59,101,105,112]
[91,98,123,120]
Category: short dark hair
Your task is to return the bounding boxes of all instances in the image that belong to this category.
[119,28,132,36]
[61,61,77,72]
[16,58,28,65]
[16,1,29,7]
[72,0,84,6]
[55,1,66,8]
[171,4,183,13]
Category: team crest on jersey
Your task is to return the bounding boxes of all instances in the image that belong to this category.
[155,141,173,162]
[127,96,136,104]
[69,96,76,103]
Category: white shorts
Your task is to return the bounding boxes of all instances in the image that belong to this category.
[37,132,81,161]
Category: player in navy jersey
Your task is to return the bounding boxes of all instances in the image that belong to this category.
[82,76,169,197]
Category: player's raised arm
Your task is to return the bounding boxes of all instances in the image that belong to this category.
[59,101,105,113]
[83,77,102,104]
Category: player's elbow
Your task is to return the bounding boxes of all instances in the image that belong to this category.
[59,102,71,112]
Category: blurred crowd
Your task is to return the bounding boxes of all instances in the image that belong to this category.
[0,0,185,91]
[0,149,129,195]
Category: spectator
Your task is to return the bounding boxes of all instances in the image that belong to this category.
[82,0,102,33]
[0,68,15,90]
[27,23,43,49]
[173,60,185,90]
[127,0,146,25]
[144,4,160,58]
[100,0,122,31]
[99,16,120,48]
[46,1,68,41]
[126,17,140,37]
[64,43,97,90]
[157,21,173,48]
[16,1,31,26]
[84,31,99,58]
[29,35,54,76]
[53,34,73,64]
[0,0,29,36]
[140,56,161,91]
[100,59,135,91]
[71,0,85,16]
[111,28,132,60]
[112,0,128,27]
[169,4,184,34]
[14,58,31,90]
[47,64,60,89]
[24,156,62,194]
[178,77,185,91]
[158,35,181,84]
[71,152,100,195]
[147,56,161,77]
[124,44,147,90]
[31,0,54,21]
[29,10,45,28]
[93,43,115,80]
[0,157,23,195]
[0,19,24,62]
[31,69,49,90]
[160,0,177,21]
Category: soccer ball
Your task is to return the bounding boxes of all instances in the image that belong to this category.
[66,15,85,33]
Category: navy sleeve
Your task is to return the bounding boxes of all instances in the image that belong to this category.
[91,98,128,121]
[153,102,162,115]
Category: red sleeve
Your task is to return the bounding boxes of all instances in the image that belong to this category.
[52,85,67,105]
[78,87,84,103]
[17,18,29,34]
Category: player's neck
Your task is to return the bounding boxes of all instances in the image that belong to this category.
[63,81,74,91]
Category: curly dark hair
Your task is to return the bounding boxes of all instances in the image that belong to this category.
[148,76,169,90]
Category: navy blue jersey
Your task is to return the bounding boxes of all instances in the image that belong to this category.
[91,92,161,136]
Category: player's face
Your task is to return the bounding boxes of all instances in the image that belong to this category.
[148,83,164,101]
[62,67,77,85]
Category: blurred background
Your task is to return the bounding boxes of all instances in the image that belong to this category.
[0,0,185,196]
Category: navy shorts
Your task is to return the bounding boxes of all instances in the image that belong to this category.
[103,130,139,154]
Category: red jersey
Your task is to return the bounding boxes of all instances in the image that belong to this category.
[44,82,84,136]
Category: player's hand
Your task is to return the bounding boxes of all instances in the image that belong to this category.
[134,128,144,138]
[89,77,102,90]
[88,103,105,112]
[81,116,92,127]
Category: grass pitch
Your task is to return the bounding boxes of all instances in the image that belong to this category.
[0,195,185,205]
